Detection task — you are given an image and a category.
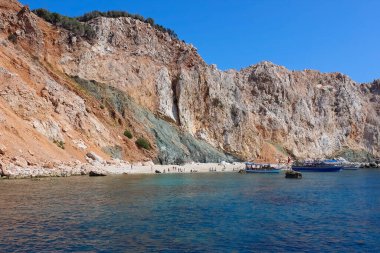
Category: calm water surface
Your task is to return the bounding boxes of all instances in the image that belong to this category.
[0,170,380,252]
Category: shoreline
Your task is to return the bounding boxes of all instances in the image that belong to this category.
[2,160,377,180]
[0,160,246,180]
[126,162,245,175]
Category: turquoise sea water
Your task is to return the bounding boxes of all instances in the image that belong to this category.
[1,170,380,252]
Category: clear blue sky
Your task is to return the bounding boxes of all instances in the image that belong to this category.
[20,0,379,83]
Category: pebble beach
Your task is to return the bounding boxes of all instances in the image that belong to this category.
[0,159,246,179]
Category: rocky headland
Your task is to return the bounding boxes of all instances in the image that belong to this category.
[0,0,379,178]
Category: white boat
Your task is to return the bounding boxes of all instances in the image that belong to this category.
[323,158,359,170]
[243,163,281,173]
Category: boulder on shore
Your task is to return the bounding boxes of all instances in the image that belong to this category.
[0,162,10,178]
[89,171,107,177]
[0,144,6,155]
[86,152,104,163]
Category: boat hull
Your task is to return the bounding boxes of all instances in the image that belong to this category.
[292,166,342,172]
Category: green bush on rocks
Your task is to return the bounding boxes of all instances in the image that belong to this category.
[77,10,178,39]
[53,140,65,149]
[32,8,96,40]
[33,8,178,41]
[8,33,17,43]
[135,137,151,150]
[124,130,133,139]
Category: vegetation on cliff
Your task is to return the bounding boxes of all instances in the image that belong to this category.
[123,129,133,139]
[32,8,178,40]
[135,137,151,150]
[7,33,18,43]
[77,11,178,39]
[32,9,96,39]
[53,140,65,150]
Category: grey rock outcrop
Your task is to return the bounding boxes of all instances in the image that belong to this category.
[59,15,380,161]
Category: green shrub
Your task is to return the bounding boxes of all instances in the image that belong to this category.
[53,140,65,149]
[76,10,178,39]
[135,137,151,150]
[211,98,223,108]
[145,17,155,26]
[123,129,133,139]
[33,9,96,40]
[33,8,178,40]
[8,33,17,43]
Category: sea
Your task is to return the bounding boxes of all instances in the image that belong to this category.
[0,169,379,252]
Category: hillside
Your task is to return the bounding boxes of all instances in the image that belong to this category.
[0,0,379,172]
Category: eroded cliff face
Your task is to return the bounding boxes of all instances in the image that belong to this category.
[0,0,379,167]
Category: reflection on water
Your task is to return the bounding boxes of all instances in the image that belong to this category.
[1,171,380,252]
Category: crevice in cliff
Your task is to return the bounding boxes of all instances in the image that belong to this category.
[70,76,239,164]
[171,76,180,125]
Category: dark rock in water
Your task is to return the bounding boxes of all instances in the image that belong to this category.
[362,162,379,168]
[285,170,302,179]
[369,162,378,168]
[155,170,161,174]
[89,171,107,177]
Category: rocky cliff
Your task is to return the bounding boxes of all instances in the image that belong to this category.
[0,0,379,169]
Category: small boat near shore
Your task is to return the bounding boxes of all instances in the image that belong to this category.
[323,159,359,170]
[243,162,281,173]
[285,170,302,179]
[342,166,359,170]
[292,161,342,172]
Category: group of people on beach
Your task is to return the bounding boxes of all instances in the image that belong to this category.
[154,166,187,174]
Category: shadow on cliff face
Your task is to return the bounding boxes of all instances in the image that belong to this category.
[72,76,238,164]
